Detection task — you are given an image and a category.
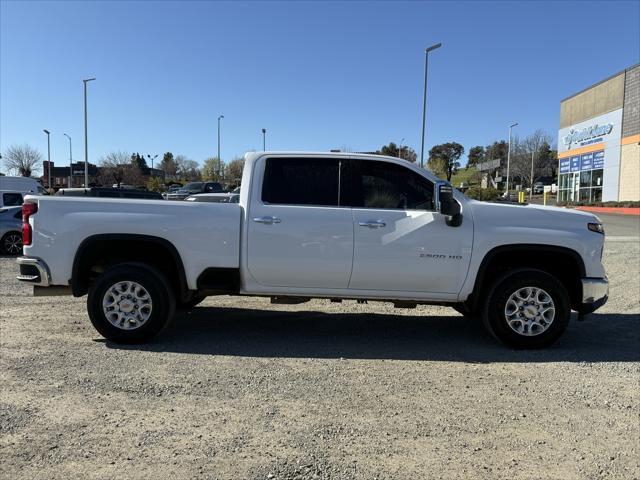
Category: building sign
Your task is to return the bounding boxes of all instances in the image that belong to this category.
[560,151,604,173]
[593,150,605,169]
[570,156,581,172]
[477,159,501,172]
[557,108,623,155]
[562,123,613,149]
[580,153,593,170]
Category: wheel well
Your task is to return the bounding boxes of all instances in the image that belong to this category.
[72,234,189,301]
[469,245,585,312]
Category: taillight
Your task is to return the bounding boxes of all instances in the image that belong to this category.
[22,202,38,246]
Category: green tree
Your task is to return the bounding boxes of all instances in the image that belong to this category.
[226,157,245,186]
[427,142,464,181]
[485,140,509,164]
[467,146,485,169]
[377,142,417,163]
[130,152,149,175]
[159,152,177,179]
[202,157,225,181]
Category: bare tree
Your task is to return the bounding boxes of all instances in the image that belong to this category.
[510,130,553,189]
[175,155,201,182]
[2,144,42,177]
[99,151,142,187]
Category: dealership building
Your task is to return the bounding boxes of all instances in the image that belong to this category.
[557,64,639,203]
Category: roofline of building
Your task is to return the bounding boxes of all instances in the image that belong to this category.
[560,63,639,104]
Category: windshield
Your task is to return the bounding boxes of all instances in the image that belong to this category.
[183,182,203,192]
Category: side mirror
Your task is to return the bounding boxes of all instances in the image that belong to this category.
[437,183,462,226]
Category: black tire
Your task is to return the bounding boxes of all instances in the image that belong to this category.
[1,231,23,255]
[87,262,175,343]
[482,269,570,349]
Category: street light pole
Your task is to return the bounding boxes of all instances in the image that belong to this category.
[83,78,96,187]
[217,115,224,177]
[420,42,442,168]
[43,130,51,190]
[529,150,535,201]
[262,128,266,151]
[63,133,72,187]
[399,138,405,160]
[505,122,518,195]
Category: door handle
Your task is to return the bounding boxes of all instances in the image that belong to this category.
[253,215,281,225]
[358,220,386,228]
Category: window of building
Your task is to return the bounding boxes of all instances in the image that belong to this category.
[262,157,340,206]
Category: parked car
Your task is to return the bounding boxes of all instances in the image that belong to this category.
[56,188,163,200]
[185,193,240,203]
[0,176,45,195]
[165,182,223,201]
[533,182,545,194]
[17,151,608,348]
[0,206,23,255]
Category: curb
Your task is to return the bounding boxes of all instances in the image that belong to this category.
[575,206,640,216]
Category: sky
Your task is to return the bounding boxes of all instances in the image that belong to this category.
[1,0,639,173]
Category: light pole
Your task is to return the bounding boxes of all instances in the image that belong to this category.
[217,115,224,177]
[83,77,96,187]
[505,122,518,195]
[399,138,405,160]
[63,133,72,187]
[262,128,266,151]
[420,42,442,168]
[147,154,158,172]
[43,130,51,189]
[529,150,535,201]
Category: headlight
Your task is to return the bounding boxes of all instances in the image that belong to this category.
[588,223,604,234]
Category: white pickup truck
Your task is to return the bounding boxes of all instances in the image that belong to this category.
[17,151,608,348]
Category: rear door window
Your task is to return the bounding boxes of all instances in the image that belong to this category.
[2,192,23,207]
[262,157,340,206]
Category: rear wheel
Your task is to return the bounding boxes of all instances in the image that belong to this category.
[87,263,175,343]
[482,269,570,349]
[1,231,22,255]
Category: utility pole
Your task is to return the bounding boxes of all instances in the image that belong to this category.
[63,134,72,187]
[83,78,96,187]
[529,150,535,201]
[420,42,442,168]
[505,122,518,196]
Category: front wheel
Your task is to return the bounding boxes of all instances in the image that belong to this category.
[482,269,570,349]
[87,263,175,343]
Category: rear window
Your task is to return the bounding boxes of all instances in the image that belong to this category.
[2,192,23,206]
[262,157,339,206]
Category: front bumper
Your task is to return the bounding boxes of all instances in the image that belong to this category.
[579,277,609,314]
[16,256,51,287]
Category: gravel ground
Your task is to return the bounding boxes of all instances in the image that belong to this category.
[1,238,639,479]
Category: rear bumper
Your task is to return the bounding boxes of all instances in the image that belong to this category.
[579,277,609,314]
[16,256,51,287]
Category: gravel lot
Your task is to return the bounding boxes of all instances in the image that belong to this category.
[1,228,639,479]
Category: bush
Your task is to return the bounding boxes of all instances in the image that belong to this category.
[465,186,500,201]
[146,177,164,192]
[556,200,640,208]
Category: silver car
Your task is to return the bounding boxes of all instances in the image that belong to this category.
[0,206,23,255]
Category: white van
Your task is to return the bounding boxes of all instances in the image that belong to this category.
[0,177,45,207]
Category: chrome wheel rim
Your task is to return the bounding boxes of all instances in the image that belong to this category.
[505,286,555,336]
[102,281,152,330]
[4,234,22,254]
